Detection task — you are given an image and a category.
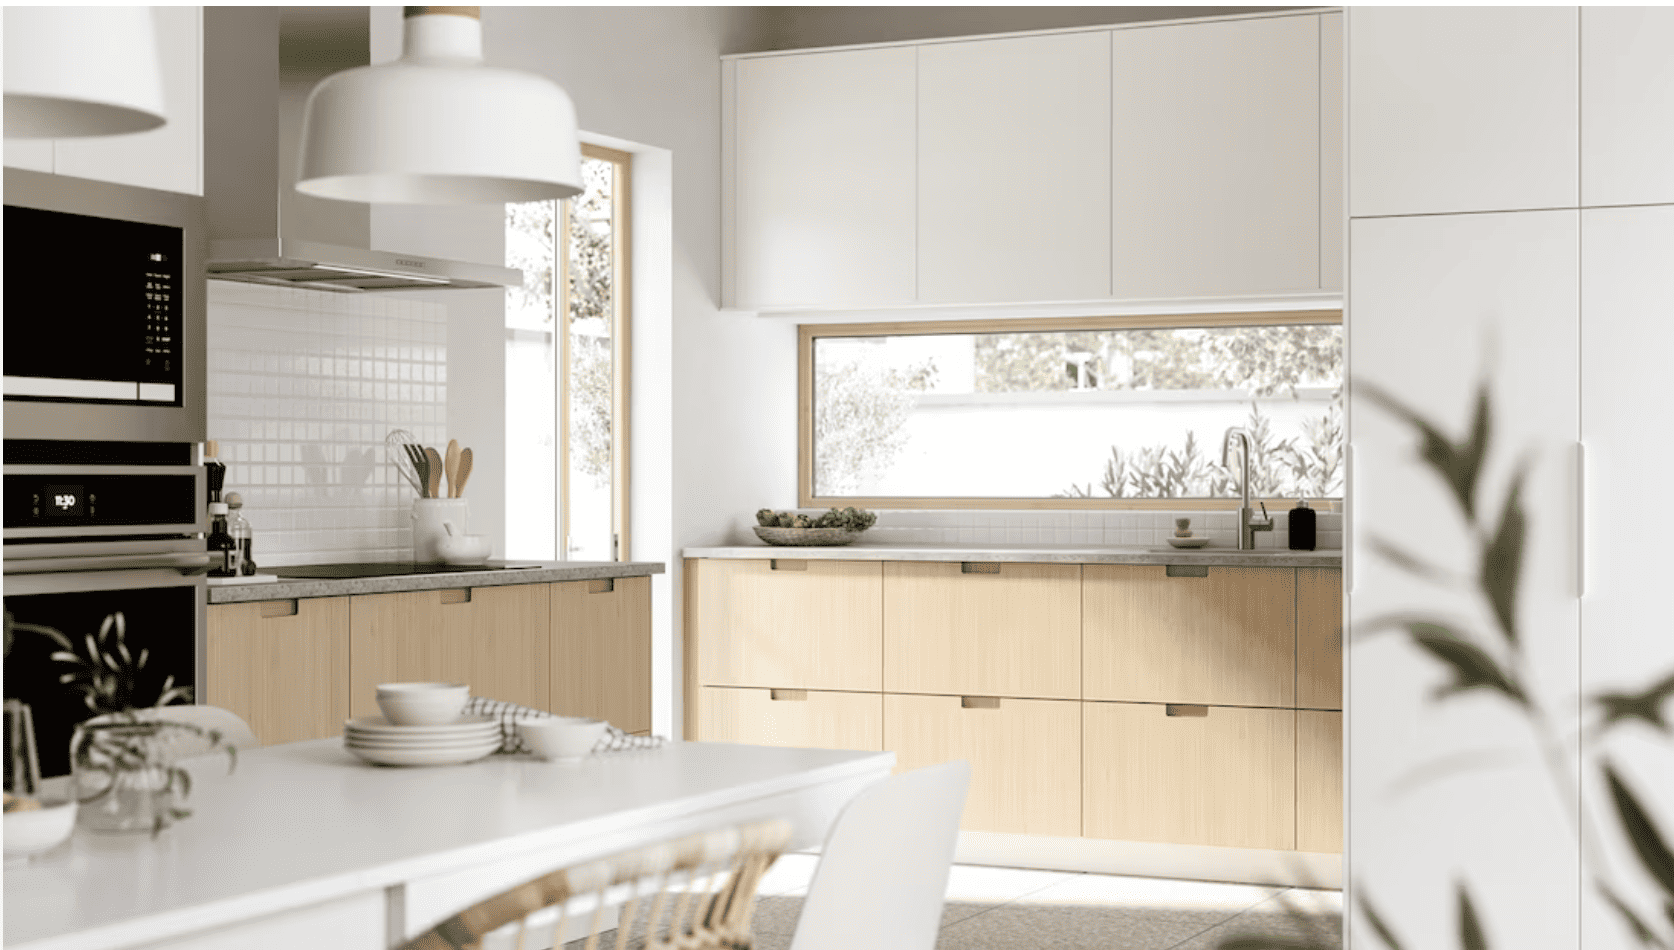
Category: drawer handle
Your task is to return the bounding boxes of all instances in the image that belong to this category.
[439,588,471,605]
[1166,565,1209,578]
[258,600,298,618]
[1166,704,1209,717]
[587,578,615,594]
[770,559,808,572]
[769,689,808,701]
[961,562,1000,574]
[961,696,1001,709]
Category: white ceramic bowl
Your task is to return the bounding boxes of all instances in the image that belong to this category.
[4,798,77,857]
[375,682,470,726]
[519,717,607,761]
[437,534,491,566]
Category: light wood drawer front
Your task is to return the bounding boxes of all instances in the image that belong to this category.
[552,576,651,733]
[1083,565,1295,707]
[692,559,883,691]
[1296,568,1343,710]
[884,693,1080,837]
[1296,709,1343,853]
[1084,701,1295,850]
[349,584,551,719]
[883,562,1080,699]
[697,687,883,752]
[207,597,349,746]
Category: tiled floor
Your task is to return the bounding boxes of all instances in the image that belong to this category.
[567,858,1343,950]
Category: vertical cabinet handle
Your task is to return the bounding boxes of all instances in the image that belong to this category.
[1165,704,1208,717]
[1576,441,1586,598]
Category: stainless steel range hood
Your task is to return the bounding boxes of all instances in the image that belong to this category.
[203,7,520,293]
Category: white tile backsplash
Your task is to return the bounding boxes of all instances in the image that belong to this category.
[207,282,447,566]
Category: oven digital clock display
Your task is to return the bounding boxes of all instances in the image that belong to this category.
[43,485,85,518]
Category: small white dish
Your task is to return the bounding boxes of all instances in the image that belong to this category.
[519,717,607,761]
[4,798,77,857]
[1167,537,1211,548]
[345,740,500,767]
[375,682,469,726]
[345,714,497,736]
[437,534,491,566]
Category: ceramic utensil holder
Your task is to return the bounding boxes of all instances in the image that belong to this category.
[412,498,469,563]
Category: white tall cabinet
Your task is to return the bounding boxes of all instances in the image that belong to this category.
[1348,8,1674,950]
[1,6,203,195]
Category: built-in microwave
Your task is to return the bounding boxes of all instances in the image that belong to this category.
[3,167,206,445]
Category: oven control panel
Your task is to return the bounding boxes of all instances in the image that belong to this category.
[3,467,200,533]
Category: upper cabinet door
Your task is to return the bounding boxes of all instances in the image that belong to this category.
[1110,14,1320,299]
[1348,7,1577,217]
[1581,8,1674,207]
[52,6,203,196]
[1319,12,1344,292]
[732,47,917,310]
[917,31,1111,305]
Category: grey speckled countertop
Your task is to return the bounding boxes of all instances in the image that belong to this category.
[682,543,1341,568]
[207,561,665,604]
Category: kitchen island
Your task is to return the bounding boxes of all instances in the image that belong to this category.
[4,739,892,950]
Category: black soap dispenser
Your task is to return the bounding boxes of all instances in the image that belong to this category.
[1288,497,1316,551]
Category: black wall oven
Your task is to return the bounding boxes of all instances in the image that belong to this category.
[4,442,209,781]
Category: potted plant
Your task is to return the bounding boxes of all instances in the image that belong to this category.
[17,610,236,836]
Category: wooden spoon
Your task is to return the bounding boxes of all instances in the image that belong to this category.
[425,447,444,500]
[444,439,460,499]
[453,448,473,498]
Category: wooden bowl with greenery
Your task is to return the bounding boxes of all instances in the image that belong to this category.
[753,508,877,547]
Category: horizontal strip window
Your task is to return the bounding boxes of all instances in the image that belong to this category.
[799,311,1342,510]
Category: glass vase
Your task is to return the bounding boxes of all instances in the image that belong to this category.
[70,723,175,835]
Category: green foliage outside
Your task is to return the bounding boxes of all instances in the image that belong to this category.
[813,349,936,496]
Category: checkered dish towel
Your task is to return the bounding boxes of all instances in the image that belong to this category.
[465,696,667,756]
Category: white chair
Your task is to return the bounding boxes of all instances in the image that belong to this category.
[788,760,972,950]
[82,705,259,759]
[401,818,794,950]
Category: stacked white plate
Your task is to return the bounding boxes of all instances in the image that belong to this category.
[343,714,502,766]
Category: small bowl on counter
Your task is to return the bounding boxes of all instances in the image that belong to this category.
[376,682,470,726]
[4,796,77,857]
[436,533,491,566]
[519,717,607,761]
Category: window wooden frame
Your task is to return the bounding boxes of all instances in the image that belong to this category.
[558,143,633,558]
[797,309,1343,510]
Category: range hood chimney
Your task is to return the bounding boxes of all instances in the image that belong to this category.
[203,7,520,293]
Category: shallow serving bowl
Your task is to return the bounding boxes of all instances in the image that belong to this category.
[4,798,77,857]
[376,682,470,726]
[519,717,608,761]
[753,526,865,547]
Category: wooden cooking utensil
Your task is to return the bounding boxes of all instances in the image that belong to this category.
[444,439,460,498]
[453,448,473,498]
[425,447,444,500]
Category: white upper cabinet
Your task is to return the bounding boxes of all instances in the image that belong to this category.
[23,6,204,195]
[1110,15,1320,299]
[1348,7,1577,217]
[1581,8,1674,207]
[917,31,1111,304]
[730,47,917,310]
[1319,13,1343,292]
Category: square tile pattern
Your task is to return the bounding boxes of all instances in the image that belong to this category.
[207,282,448,566]
[565,863,1342,950]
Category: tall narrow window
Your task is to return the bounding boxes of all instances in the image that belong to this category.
[506,144,631,560]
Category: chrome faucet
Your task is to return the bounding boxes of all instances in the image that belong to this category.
[1221,427,1274,550]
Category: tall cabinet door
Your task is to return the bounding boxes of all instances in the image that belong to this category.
[1109,14,1320,298]
[916,30,1110,304]
[1580,205,1674,939]
[1348,210,1580,946]
[731,47,916,310]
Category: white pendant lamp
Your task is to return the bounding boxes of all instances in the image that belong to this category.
[296,6,581,204]
[3,6,166,139]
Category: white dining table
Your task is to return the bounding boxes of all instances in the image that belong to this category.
[3,739,895,950]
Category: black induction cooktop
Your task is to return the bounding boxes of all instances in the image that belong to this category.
[271,562,544,579]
